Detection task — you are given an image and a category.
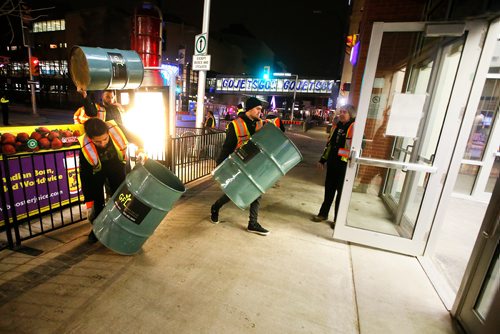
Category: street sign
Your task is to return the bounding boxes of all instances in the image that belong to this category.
[192,55,211,71]
[194,33,208,55]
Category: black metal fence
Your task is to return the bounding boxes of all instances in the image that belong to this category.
[0,149,85,250]
[171,129,225,184]
[0,128,226,250]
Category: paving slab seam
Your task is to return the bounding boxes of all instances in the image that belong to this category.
[348,243,361,334]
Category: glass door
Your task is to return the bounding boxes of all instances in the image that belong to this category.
[454,178,500,333]
[334,21,487,255]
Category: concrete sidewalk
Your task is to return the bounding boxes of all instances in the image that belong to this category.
[0,128,455,333]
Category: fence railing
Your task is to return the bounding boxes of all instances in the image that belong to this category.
[171,130,225,184]
[0,129,226,250]
[0,149,86,250]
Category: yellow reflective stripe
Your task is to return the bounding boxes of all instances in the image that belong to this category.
[81,135,102,171]
[338,122,355,159]
[268,118,279,127]
[107,122,128,160]
[232,118,250,149]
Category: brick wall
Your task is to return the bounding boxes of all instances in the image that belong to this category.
[349,0,426,192]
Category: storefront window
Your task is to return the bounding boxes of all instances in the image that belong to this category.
[33,20,66,33]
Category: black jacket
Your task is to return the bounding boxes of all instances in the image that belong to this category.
[83,95,123,126]
[216,113,261,165]
[320,119,355,164]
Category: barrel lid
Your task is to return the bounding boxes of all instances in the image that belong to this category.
[69,46,90,90]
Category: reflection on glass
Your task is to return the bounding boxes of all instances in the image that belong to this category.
[430,197,488,294]
[474,245,499,320]
[348,32,465,239]
[348,167,430,238]
[487,37,500,74]
[454,164,480,195]
[464,80,499,161]
[486,155,500,193]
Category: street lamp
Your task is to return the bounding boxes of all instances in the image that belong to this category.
[273,72,298,122]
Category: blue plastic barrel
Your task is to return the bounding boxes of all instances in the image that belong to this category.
[69,46,144,90]
[212,123,302,209]
[93,159,185,255]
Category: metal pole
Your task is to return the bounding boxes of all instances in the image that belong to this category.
[290,74,298,126]
[19,5,38,116]
[196,0,211,129]
[27,47,38,116]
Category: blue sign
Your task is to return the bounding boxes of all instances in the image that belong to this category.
[215,77,334,94]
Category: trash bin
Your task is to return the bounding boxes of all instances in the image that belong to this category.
[93,159,185,255]
[212,123,302,209]
[69,46,144,91]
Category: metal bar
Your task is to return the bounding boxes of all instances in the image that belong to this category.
[0,156,15,248]
[3,156,22,247]
[29,153,45,230]
[353,152,437,173]
[17,155,34,236]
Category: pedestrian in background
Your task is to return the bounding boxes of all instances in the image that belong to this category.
[1,91,10,126]
[312,104,356,228]
[266,109,285,132]
[210,97,270,236]
[204,110,216,132]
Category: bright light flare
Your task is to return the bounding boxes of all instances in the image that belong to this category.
[123,92,166,160]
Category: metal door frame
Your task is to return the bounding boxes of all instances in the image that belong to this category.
[333,21,488,255]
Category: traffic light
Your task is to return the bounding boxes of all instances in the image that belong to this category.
[263,66,270,80]
[30,57,40,76]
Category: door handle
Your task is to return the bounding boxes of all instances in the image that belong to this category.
[354,154,438,173]
[349,149,359,168]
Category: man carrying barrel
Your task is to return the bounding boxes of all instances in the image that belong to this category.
[79,118,143,243]
[210,97,269,236]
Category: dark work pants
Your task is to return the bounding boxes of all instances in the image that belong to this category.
[318,162,347,222]
[213,194,261,225]
[1,104,9,125]
[81,161,126,219]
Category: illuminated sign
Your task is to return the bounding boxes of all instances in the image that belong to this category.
[215,77,334,94]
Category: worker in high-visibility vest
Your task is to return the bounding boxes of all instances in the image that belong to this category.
[210,97,270,236]
[237,103,244,115]
[78,118,144,243]
[266,109,285,132]
[75,89,125,126]
[204,110,216,132]
[312,104,356,229]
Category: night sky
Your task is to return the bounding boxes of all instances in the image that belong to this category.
[164,0,351,78]
[8,0,351,78]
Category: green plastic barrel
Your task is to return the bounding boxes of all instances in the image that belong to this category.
[69,46,144,90]
[212,123,302,209]
[93,159,185,255]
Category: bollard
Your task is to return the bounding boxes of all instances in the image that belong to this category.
[93,159,185,255]
[212,123,302,209]
[69,46,144,91]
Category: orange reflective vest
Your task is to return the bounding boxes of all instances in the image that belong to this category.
[337,122,355,162]
[232,117,264,149]
[73,104,105,124]
[267,117,281,128]
[79,121,128,172]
